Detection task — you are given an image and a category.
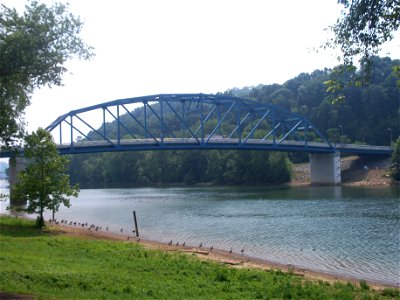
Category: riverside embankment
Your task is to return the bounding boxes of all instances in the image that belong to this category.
[1,215,399,300]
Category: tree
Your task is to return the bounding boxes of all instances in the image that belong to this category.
[12,128,79,227]
[324,0,399,101]
[390,137,400,181]
[0,1,94,148]
[329,0,399,65]
[178,150,208,184]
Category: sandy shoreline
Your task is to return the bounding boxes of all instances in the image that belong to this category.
[290,156,395,187]
[45,221,398,290]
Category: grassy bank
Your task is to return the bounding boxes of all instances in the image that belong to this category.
[0,216,398,299]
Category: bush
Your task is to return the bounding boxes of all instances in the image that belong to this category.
[390,138,400,181]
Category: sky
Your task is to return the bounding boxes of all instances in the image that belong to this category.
[2,0,400,134]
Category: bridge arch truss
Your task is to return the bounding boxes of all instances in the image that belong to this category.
[45,93,335,154]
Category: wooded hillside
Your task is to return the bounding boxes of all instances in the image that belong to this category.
[69,56,399,187]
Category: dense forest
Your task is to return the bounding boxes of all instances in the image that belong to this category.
[69,56,399,187]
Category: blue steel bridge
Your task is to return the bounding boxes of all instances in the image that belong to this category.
[39,93,391,156]
[2,94,393,185]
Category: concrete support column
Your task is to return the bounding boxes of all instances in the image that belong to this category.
[309,152,341,185]
[8,157,27,206]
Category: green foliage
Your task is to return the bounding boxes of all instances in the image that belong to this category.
[0,0,94,148]
[1,215,397,299]
[327,0,399,66]
[359,280,370,291]
[324,65,359,104]
[382,288,400,297]
[69,150,292,188]
[394,65,400,87]
[323,1,399,101]
[273,57,398,146]
[12,128,79,226]
[390,138,400,181]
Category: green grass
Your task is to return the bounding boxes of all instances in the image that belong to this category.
[0,216,399,299]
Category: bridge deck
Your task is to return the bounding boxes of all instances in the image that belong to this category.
[1,138,392,158]
[51,138,392,156]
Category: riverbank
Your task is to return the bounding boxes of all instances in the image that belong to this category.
[291,156,393,187]
[1,216,398,299]
[47,219,398,290]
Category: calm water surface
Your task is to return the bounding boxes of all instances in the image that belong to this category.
[1,183,399,286]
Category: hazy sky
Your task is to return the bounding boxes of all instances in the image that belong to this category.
[2,0,400,134]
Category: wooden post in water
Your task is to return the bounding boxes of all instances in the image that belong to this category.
[132,210,139,237]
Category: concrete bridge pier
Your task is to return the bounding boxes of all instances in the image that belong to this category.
[309,152,341,185]
[8,157,27,206]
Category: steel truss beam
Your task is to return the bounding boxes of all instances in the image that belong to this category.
[44,93,336,154]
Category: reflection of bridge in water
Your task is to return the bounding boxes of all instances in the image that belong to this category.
[3,94,393,185]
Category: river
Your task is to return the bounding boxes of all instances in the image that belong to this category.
[0,182,399,286]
